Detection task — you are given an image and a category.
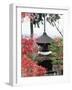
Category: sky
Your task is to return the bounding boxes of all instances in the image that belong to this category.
[21,14,64,39]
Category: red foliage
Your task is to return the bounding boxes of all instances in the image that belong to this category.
[21,55,47,77]
[21,38,38,55]
[21,38,47,77]
[21,12,35,20]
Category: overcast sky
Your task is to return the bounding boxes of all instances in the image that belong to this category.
[21,15,64,39]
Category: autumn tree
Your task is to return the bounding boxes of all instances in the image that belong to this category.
[21,13,44,38]
[21,12,63,38]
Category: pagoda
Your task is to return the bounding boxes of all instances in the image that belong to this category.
[36,14,55,74]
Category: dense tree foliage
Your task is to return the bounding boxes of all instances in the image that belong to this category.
[49,37,63,65]
[21,38,47,77]
[21,12,63,38]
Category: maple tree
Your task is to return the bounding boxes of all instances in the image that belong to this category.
[21,38,47,77]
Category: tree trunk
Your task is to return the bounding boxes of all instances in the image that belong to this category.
[30,20,33,38]
[44,14,46,32]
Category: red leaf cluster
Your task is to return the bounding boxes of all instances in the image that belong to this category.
[21,55,47,77]
[22,38,38,55]
[21,38,47,77]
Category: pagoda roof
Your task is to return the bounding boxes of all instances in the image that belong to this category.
[36,32,53,44]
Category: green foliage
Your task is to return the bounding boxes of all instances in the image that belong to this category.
[49,38,63,65]
[47,14,60,24]
[52,60,63,65]
[32,13,61,28]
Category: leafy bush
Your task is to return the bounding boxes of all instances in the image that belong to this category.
[21,38,47,76]
[49,37,63,65]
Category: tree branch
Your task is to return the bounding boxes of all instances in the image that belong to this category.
[53,22,63,37]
